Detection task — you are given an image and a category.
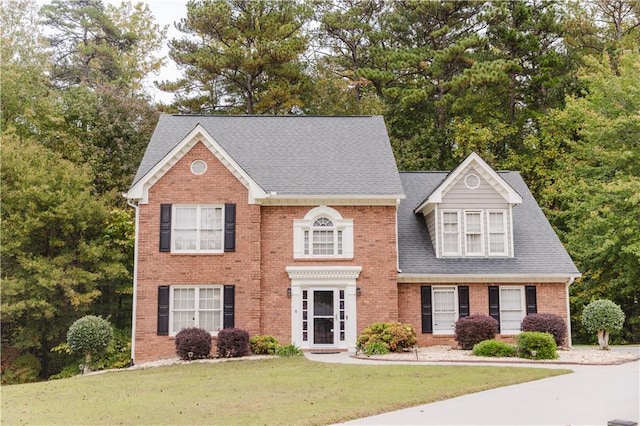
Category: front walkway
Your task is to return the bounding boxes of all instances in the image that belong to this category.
[305,349,639,425]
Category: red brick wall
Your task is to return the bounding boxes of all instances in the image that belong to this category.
[398,282,568,347]
[260,205,399,342]
[134,141,399,362]
[134,142,262,363]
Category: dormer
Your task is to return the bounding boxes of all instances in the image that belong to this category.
[413,153,522,258]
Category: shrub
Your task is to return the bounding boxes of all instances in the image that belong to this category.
[275,344,303,357]
[175,327,212,360]
[250,335,280,355]
[1,351,41,384]
[521,313,567,347]
[216,328,250,358]
[361,341,390,356]
[356,322,417,353]
[517,331,557,360]
[472,340,516,358]
[454,314,499,350]
[581,299,626,350]
[67,315,114,373]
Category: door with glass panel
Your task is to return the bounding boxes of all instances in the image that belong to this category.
[300,289,347,347]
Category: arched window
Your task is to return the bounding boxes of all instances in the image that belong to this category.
[294,206,353,259]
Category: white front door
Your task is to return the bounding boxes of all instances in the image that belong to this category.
[287,266,361,352]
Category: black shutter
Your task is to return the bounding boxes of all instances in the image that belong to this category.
[488,286,501,333]
[223,285,235,329]
[421,286,433,333]
[224,203,236,252]
[458,286,470,318]
[159,204,172,252]
[525,285,537,315]
[157,285,170,335]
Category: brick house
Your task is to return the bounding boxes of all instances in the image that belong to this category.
[125,115,580,363]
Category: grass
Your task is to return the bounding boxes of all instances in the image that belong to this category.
[1,357,570,425]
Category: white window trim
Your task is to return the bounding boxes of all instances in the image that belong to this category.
[172,204,224,254]
[169,285,223,336]
[293,206,353,259]
[463,210,484,256]
[432,286,458,335]
[487,209,508,256]
[441,209,462,256]
[499,286,526,335]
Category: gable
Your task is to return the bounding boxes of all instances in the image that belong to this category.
[127,115,405,205]
[414,153,522,214]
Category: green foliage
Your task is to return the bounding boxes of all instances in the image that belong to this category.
[162,0,312,114]
[67,316,114,357]
[472,340,517,358]
[249,335,280,355]
[356,322,417,353]
[1,349,42,385]
[275,344,303,357]
[581,299,626,334]
[360,341,390,356]
[516,332,558,360]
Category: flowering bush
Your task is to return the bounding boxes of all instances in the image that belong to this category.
[249,335,280,355]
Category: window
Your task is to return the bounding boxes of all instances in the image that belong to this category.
[173,205,223,252]
[293,206,353,259]
[499,287,525,334]
[464,211,483,255]
[304,217,343,256]
[441,210,461,255]
[170,286,222,335]
[488,211,507,255]
[432,286,457,334]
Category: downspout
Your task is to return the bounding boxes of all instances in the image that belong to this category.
[126,197,140,365]
[565,276,576,348]
[396,198,401,273]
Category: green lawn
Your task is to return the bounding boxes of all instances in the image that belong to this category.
[1,357,570,425]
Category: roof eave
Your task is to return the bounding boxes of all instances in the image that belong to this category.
[397,273,582,284]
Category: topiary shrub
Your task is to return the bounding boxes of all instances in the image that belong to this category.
[521,313,567,347]
[175,327,212,360]
[216,328,250,358]
[472,339,517,358]
[356,322,417,353]
[275,344,303,357]
[454,314,499,350]
[517,331,557,360]
[581,299,626,350]
[249,335,280,355]
[67,315,114,374]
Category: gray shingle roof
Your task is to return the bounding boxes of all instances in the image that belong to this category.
[131,114,404,196]
[398,172,580,276]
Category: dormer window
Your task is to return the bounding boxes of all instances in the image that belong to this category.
[294,206,353,259]
[440,209,509,258]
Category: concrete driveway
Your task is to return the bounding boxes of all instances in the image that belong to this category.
[306,349,640,425]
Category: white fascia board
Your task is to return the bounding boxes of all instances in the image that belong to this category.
[126,124,267,204]
[258,194,405,206]
[413,152,522,214]
[398,273,582,284]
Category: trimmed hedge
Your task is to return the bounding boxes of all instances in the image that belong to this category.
[472,339,516,358]
[517,331,557,360]
[454,314,499,350]
[175,327,212,360]
[217,328,250,358]
[521,313,567,347]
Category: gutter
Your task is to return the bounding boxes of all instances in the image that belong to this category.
[565,276,577,348]
[125,196,140,365]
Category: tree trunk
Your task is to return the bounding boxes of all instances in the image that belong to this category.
[83,352,92,374]
[597,329,610,350]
